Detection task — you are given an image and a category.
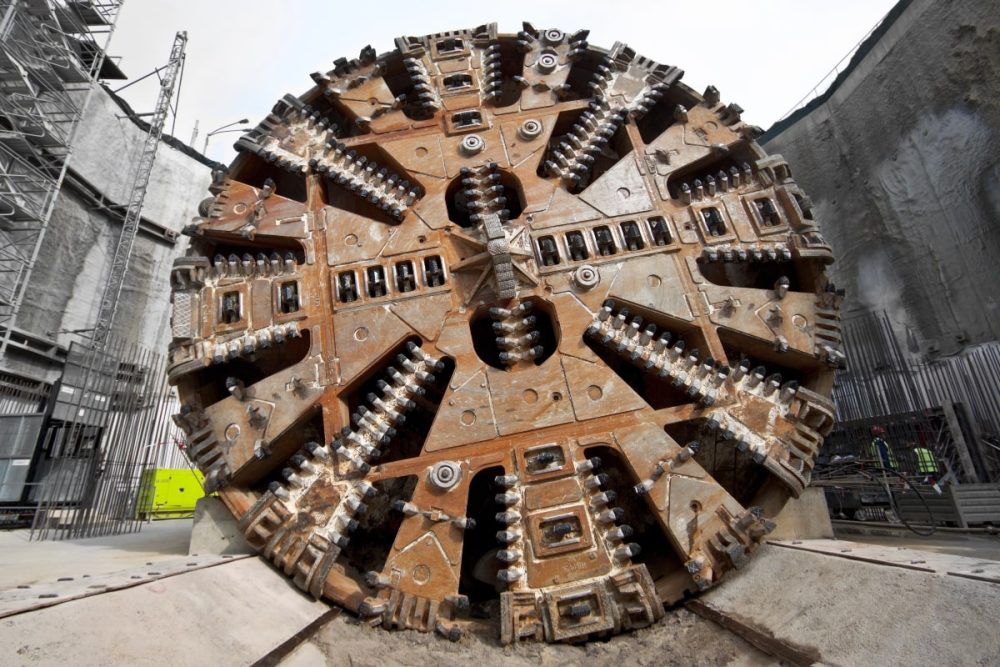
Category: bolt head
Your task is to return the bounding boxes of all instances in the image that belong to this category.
[518,119,543,141]
[543,29,564,44]
[536,52,559,73]
[574,264,600,290]
[460,134,485,155]
[428,460,462,490]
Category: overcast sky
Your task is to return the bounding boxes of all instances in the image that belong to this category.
[110,1,897,164]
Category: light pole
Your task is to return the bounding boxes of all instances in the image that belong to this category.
[202,118,249,154]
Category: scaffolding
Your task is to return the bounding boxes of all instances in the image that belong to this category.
[0,5,203,539]
[0,0,123,363]
[92,30,186,349]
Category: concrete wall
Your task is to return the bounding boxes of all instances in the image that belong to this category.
[6,86,212,382]
[764,0,1000,357]
[767,487,834,540]
[70,88,212,233]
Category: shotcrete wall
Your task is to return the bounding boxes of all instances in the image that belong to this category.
[5,86,213,382]
[763,0,1000,357]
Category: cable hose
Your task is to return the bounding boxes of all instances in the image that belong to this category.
[858,466,937,536]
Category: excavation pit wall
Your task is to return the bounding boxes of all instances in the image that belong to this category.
[763,0,1000,357]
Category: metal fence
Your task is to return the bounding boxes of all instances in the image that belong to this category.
[826,311,1000,484]
[25,337,185,540]
[0,375,48,415]
[0,376,49,512]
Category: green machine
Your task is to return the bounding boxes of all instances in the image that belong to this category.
[136,468,206,520]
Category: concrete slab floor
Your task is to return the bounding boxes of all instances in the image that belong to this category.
[833,525,1000,561]
[703,543,1000,666]
[0,519,192,589]
[4,533,999,666]
[0,557,329,667]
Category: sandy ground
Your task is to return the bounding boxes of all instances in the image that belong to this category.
[282,607,775,667]
[0,519,192,589]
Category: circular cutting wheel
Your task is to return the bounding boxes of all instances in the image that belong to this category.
[170,23,843,644]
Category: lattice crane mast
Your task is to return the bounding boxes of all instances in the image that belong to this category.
[91,30,187,349]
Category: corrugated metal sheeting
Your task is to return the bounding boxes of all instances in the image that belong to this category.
[832,311,1000,483]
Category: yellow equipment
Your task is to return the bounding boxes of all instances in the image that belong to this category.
[136,468,206,520]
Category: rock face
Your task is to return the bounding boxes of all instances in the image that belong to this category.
[764,0,1000,357]
[168,23,842,643]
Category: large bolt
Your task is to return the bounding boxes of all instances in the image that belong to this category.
[542,29,564,44]
[518,118,543,141]
[536,52,558,74]
[574,264,600,290]
[460,134,485,155]
[428,460,462,491]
